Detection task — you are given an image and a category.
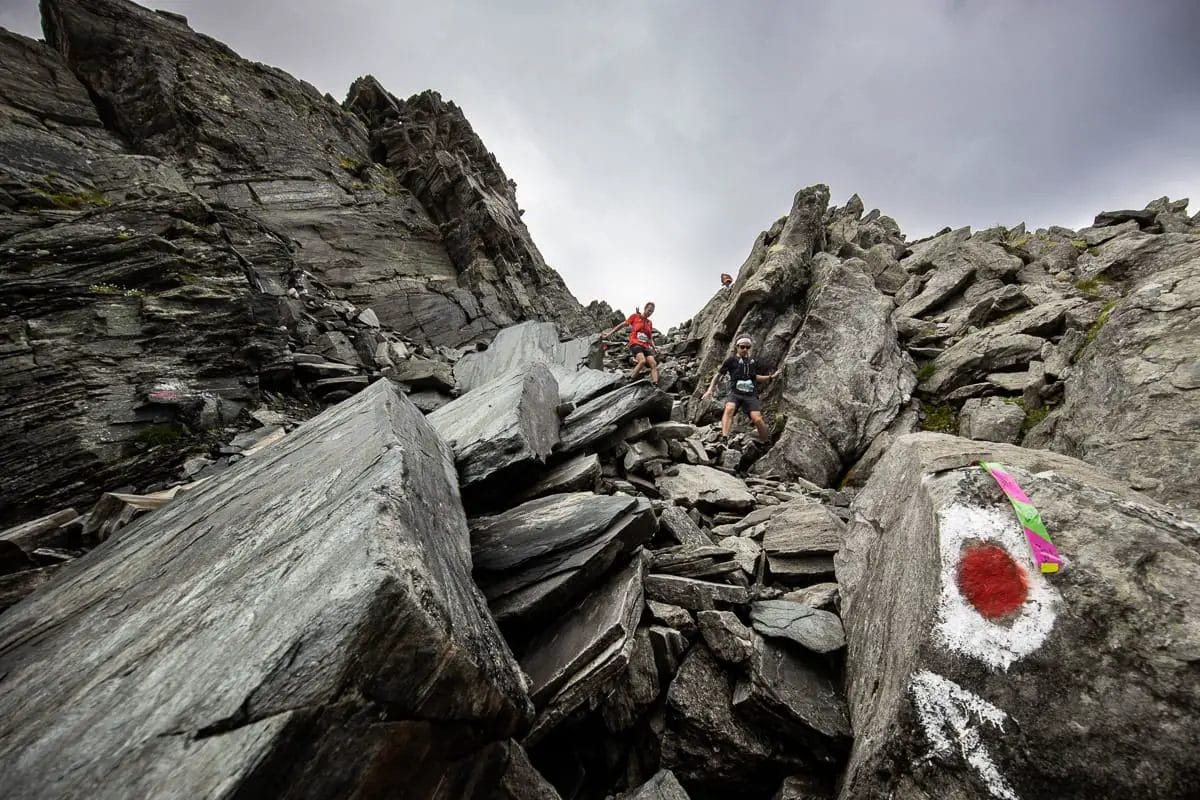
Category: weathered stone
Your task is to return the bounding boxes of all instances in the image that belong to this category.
[0,380,532,799]
[598,627,661,733]
[781,582,840,611]
[551,365,621,406]
[521,558,644,743]
[657,465,755,512]
[921,332,1046,394]
[646,600,697,636]
[652,421,698,441]
[558,380,673,454]
[391,357,455,392]
[613,769,691,800]
[753,252,915,485]
[645,574,748,610]
[837,433,1200,800]
[650,546,739,579]
[697,610,754,664]
[428,364,559,489]
[772,774,830,800]
[662,645,805,795]
[625,439,670,473]
[717,535,762,575]
[470,493,655,629]
[958,396,1026,444]
[767,554,837,584]
[513,453,601,503]
[1035,262,1200,512]
[0,564,65,612]
[492,740,563,800]
[761,500,845,558]
[0,508,76,554]
[1078,219,1140,247]
[405,389,453,414]
[750,600,846,653]
[732,634,851,748]
[453,321,598,393]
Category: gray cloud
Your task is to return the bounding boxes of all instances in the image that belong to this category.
[3,0,1197,326]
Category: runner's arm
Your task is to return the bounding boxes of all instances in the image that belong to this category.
[755,366,782,383]
[702,362,728,397]
[601,320,628,338]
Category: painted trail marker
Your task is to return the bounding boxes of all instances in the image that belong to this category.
[979,462,1062,574]
[910,670,1020,800]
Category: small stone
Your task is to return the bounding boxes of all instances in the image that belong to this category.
[750,600,846,653]
[697,610,753,664]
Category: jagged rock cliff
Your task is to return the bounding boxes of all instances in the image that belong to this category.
[2,2,1199,800]
[0,0,612,526]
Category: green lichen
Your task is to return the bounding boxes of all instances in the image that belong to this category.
[37,188,111,209]
[337,156,360,172]
[89,283,144,297]
[115,231,132,241]
[919,401,956,433]
[1086,299,1119,345]
[915,362,936,383]
[135,423,185,448]
[1020,404,1051,436]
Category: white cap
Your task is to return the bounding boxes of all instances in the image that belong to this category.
[735,336,753,346]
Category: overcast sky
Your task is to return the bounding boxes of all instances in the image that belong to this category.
[3,0,1198,327]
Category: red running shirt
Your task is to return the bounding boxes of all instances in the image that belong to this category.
[626,314,654,346]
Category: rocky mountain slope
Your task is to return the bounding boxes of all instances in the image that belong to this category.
[2,1,1199,799]
[0,0,614,527]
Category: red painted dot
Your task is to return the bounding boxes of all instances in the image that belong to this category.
[956,543,1029,620]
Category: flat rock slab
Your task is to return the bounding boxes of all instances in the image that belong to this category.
[836,433,1200,800]
[455,321,596,393]
[558,380,673,453]
[0,380,532,800]
[428,363,560,489]
[645,574,749,610]
[513,453,602,503]
[733,634,851,746]
[761,499,845,557]
[551,364,621,406]
[751,600,846,653]
[657,465,755,512]
[698,610,754,664]
[520,558,643,743]
[471,492,655,629]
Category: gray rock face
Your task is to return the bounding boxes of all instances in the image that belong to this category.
[958,396,1026,443]
[658,505,715,549]
[753,253,914,486]
[750,600,846,654]
[645,574,749,610]
[346,80,607,343]
[836,433,1200,800]
[1036,262,1200,512]
[656,465,755,511]
[492,740,564,800]
[614,770,692,800]
[0,29,288,528]
[662,645,806,795]
[0,381,532,799]
[469,492,655,629]
[558,380,673,454]
[453,321,599,393]
[520,557,644,743]
[732,634,852,746]
[513,453,601,503]
[697,610,754,664]
[428,363,560,489]
[761,499,845,579]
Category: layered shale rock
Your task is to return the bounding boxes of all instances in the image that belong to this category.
[0,380,532,799]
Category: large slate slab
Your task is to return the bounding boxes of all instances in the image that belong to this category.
[455,321,600,393]
[761,499,845,556]
[428,363,560,489]
[0,380,532,800]
[558,380,673,453]
[836,433,1200,800]
[520,558,644,742]
[471,492,655,629]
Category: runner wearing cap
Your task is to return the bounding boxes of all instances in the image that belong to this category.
[701,336,781,442]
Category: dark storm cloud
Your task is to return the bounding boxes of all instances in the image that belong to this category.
[3,0,1197,326]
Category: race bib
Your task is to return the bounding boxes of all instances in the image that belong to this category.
[636,331,650,343]
[735,379,754,393]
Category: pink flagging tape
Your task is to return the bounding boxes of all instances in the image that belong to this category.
[979,462,1063,574]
